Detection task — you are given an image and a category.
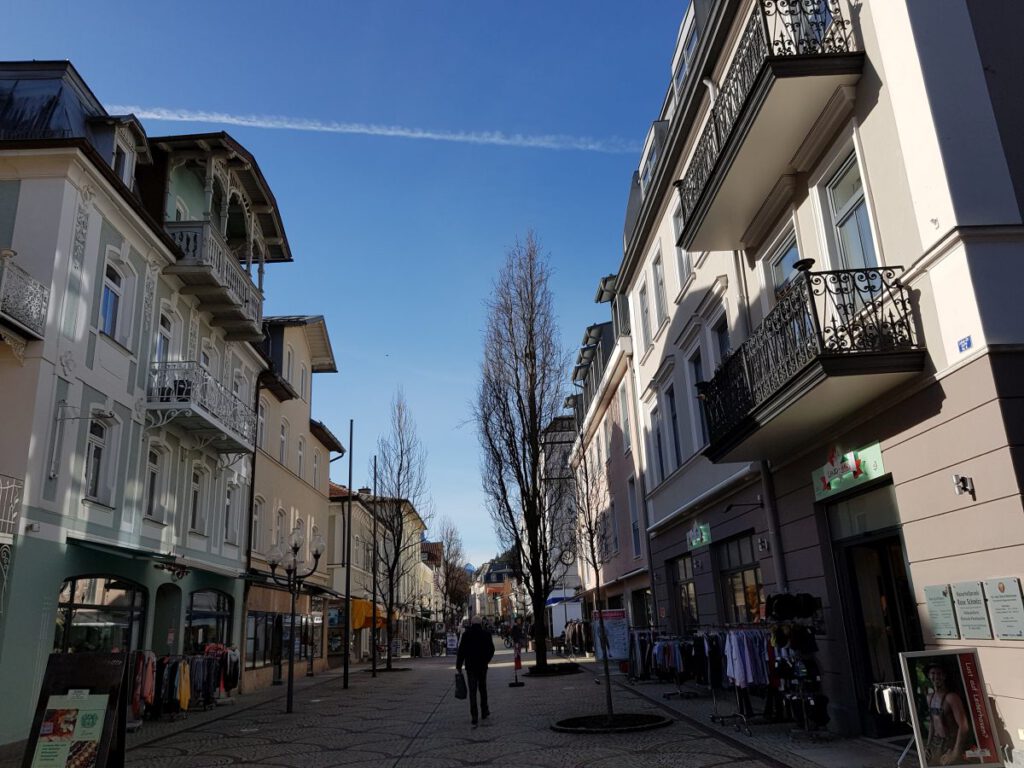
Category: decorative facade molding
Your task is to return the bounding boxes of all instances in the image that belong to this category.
[0,328,26,363]
[59,350,76,377]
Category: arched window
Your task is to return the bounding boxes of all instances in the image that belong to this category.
[189,467,206,533]
[252,497,264,552]
[297,437,305,479]
[276,508,286,546]
[156,312,173,363]
[257,400,267,449]
[300,364,308,400]
[279,420,289,465]
[100,264,122,338]
[285,346,294,382]
[186,589,232,652]
[54,576,146,654]
[313,451,320,489]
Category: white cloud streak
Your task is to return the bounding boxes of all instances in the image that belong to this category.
[109,104,639,154]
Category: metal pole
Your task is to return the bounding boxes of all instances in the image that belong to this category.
[371,455,378,678]
[343,419,354,689]
[287,568,297,714]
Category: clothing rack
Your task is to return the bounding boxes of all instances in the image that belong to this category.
[649,634,704,700]
[694,623,774,736]
[871,681,916,767]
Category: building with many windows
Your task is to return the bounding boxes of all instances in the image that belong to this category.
[0,60,294,745]
[244,316,343,691]
[588,0,1024,745]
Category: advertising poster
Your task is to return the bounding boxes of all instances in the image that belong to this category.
[22,653,127,768]
[899,649,1003,768]
[591,609,628,660]
[982,578,1024,640]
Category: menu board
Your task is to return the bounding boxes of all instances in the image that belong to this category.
[924,585,960,639]
[592,609,629,661]
[983,577,1024,640]
[952,581,993,640]
[22,653,127,768]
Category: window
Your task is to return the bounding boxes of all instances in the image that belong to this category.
[639,284,652,351]
[224,486,234,542]
[257,401,267,449]
[279,420,288,465]
[144,448,161,520]
[286,346,294,382]
[640,143,659,193]
[276,508,286,546]
[619,385,631,453]
[313,451,320,489]
[54,577,146,654]
[718,533,763,623]
[666,385,682,470]
[233,375,245,403]
[651,406,665,483]
[713,317,730,365]
[672,203,692,290]
[689,349,708,446]
[297,438,305,479]
[186,590,232,653]
[770,236,802,298]
[827,155,877,271]
[673,555,698,633]
[300,365,308,401]
[607,498,619,554]
[85,420,106,500]
[100,265,122,338]
[200,348,211,369]
[673,26,698,94]
[156,313,173,363]
[652,251,668,325]
[189,469,204,532]
[113,143,128,182]
[252,498,264,552]
[603,422,612,461]
[628,478,641,557]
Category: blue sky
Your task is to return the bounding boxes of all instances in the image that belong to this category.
[6,0,684,567]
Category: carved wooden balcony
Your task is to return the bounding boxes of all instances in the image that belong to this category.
[146,361,256,453]
[163,221,264,342]
[676,0,865,251]
[699,264,926,462]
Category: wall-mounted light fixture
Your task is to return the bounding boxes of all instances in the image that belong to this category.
[953,474,975,498]
[757,537,770,553]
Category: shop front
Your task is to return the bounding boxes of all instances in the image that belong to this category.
[242,581,327,692]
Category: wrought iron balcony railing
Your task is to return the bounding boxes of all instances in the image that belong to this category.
[678,0,855,225]
[0,473,23,541]
[698,265,919,445]
[0,249,49,338]
[146,361,257,447]
[165,221,262,326]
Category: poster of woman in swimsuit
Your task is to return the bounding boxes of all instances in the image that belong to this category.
[900,649,1003,767]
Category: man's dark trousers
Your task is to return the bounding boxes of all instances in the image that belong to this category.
[467,669,489,723]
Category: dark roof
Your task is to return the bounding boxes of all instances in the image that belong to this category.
[421,541,443,567]
[309,419,344,454]
[264,315,337,373]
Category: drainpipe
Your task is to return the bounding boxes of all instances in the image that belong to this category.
[760,461,787,593]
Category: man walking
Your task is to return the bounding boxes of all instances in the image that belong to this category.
[456,615,495,727]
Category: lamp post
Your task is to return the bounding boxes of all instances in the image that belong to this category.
[268,527,326,714]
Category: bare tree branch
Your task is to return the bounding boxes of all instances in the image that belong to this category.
[435,516,471,629]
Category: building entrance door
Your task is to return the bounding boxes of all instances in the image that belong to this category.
[828,486,922,737]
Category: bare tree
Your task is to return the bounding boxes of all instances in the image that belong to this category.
[435,516,471,629]
[374,390,430,670]
[573,429,616,719]
[474,232,574,669]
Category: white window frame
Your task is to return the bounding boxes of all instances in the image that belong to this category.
[300,364,308,401]
[286,346,294,383]
[279,419,289,466]
[143,443,168,522]
[85,418,108,502]
[252,497,264,553]
[809,141,881,273]
[112,132,135,185]
[155,312,174,364]
[683,341,708,451]
[257,399,267,450]
[627,477,641,558]
[652,248,668,327]
[276,509,287,546]
[297,437,305,479]
[619,384,632,454]
[638,282,653,352]
[313,450,320,489]
[664,383,682,471]
[672,203,693,299]
[100,263,123,340]
[189,466,206,534]
[650,404,665,485]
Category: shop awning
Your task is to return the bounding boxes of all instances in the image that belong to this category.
[545,596,581,607]
[351,598,386,629]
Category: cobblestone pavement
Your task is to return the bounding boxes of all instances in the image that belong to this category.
[3,649,912,767]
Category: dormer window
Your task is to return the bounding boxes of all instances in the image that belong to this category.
[673,25,699,96]
[112,134,135,186]
[640,143,659,194]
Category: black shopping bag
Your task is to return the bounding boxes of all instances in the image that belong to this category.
[454,671,467,699]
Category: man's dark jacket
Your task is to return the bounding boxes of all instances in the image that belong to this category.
[456,625,495,673]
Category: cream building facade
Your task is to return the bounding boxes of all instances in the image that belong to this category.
[595,0,1024,749]
[244,316,342,691]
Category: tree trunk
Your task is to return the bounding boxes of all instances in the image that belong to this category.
[595,581,614,720]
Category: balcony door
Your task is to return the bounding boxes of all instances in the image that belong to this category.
[827,156,877,272]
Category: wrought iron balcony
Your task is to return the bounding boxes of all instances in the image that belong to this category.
[699,264,926,462]
[0,473,23,543]
[146,361,256,453]
[163,221,264,341]
[0,249,49,340]
[676,0,864,251]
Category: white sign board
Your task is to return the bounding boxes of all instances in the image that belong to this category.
[983,577,1024,640]
[924,585,960,639]
[952,581,992,640]
[592,609,629,661]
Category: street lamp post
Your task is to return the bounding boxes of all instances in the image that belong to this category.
[268,527,326,715]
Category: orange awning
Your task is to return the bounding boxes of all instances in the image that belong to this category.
[351,599,386,629]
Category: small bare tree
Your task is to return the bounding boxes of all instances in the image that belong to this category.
[573,430,616,719]
[435,516,471,629]
[475,232,574,669]
[374,390,430,670]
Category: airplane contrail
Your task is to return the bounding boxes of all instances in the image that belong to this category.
[109,105,639,154]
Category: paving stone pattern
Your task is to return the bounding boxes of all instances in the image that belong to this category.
[2,649,910,767]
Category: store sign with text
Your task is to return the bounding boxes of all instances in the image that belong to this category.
[812,442,885,501]
[687,522,711,551]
